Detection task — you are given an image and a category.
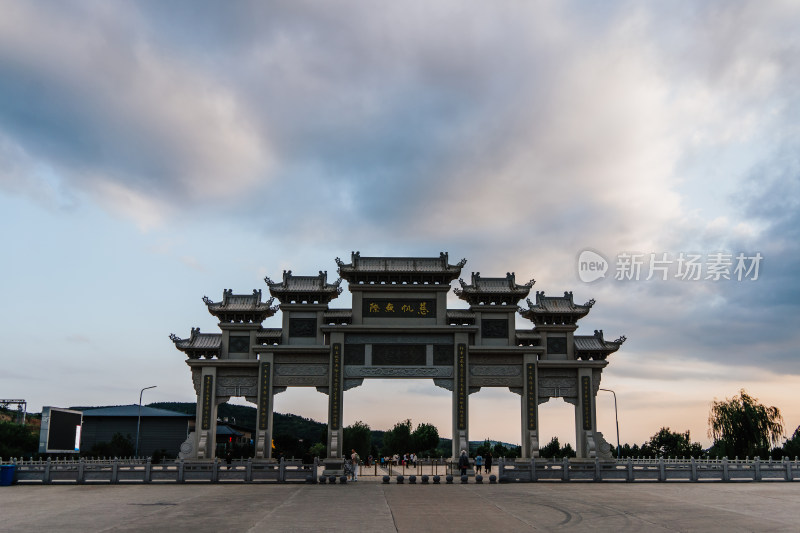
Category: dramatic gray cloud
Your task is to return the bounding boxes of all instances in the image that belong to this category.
[1,0,799,433]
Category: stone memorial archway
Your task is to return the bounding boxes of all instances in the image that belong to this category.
[170,252,625,464]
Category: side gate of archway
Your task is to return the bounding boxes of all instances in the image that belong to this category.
[170,253,625,468]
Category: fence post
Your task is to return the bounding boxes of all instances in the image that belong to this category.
[722,458,730,482]
[211,458,219,483]
[44,457,52,484]
[78,458,85,484]
[594,458,601,481]
[144,458,152,483]
[562,457,570,481]
[658,457,666,482]
[690,457,697,482]
[753,457,761,482]
[279,456,286,483]
[246,458,253,483]
[530,457,537,482]
[111,459,119,484]
[313,457,319,483]
[785,458,793,482]
[178,459,185,483]
[626,458,633,482]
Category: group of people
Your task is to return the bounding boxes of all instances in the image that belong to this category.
[379,453,418,467]
[457,450,493,475]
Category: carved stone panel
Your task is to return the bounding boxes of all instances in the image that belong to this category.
[481,319,508,339]
[289,318,317,337]
[433,378,453,391]
[433,344,453,366]
[345,366,453,378]
[275,364,327,376]
[372,344,426,365]
[343,379,364,391]
[275,354,329,364]
[469,365,521,376]
[469,377,521,387]
[192,368,202,396]
[538,368,578,400]
[229,335,250,353]
[274,376,328,387]
[344,344,365,366]
[216,369,259,397]
[547,336,568,355]
[469,354,522,365]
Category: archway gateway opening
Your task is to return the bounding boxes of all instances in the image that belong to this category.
[171,252,625,470]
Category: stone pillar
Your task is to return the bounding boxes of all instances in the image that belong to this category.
[326,339,344,461]
[254,354,275,459]
[452,341,469,458]
[195,366,218,459]
[521,354,539,458]
[575,367,596,458]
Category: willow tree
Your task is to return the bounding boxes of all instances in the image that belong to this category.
[708,389,784,458]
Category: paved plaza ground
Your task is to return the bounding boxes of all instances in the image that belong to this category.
[2,476,800,532]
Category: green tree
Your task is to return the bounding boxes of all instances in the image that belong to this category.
[708,389,784,458]
[382,419,412,455]
[538,437,576,458]
[539,436,562,458]
[642,427,703,458]
[412,422,439,454]
[476,439,493,457]
[308,442,326,458]
[0,420,39,458]
[343,420,372,459]
[783,426,800,459]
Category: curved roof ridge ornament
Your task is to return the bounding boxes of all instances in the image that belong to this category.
[584,298,596,308]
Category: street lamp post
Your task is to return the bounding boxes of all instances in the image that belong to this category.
[599,388,621,459]
[135,385,157,457]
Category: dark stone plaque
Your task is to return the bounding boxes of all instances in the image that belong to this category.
[362,298,437,318]
[201,375,213,430]
[457,344,467,430]
[344,344,365,366]
[433,345,453,366]
[481,319,508,339]
[229,335,250,353]
[581,376,592,431]
[547,336,567,355]
[372,344,426,365]
[330,344,341,430]
[289,318,317,337]
[526,364,536,430]
[258,362,271,431]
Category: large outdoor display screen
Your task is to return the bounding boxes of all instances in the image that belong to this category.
[39,407,83,454]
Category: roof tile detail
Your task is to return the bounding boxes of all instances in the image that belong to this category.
[170,328,221,359]
[454,272,534,305]
[265,271,343,304]
[336,251,465,284]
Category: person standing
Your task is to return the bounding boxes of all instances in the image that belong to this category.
[485,452,493,474]
[458,450,469,476]
[475,453,483,474]
[350,449,360,481]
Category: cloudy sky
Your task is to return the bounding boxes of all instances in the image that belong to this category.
[2,0,798,449]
